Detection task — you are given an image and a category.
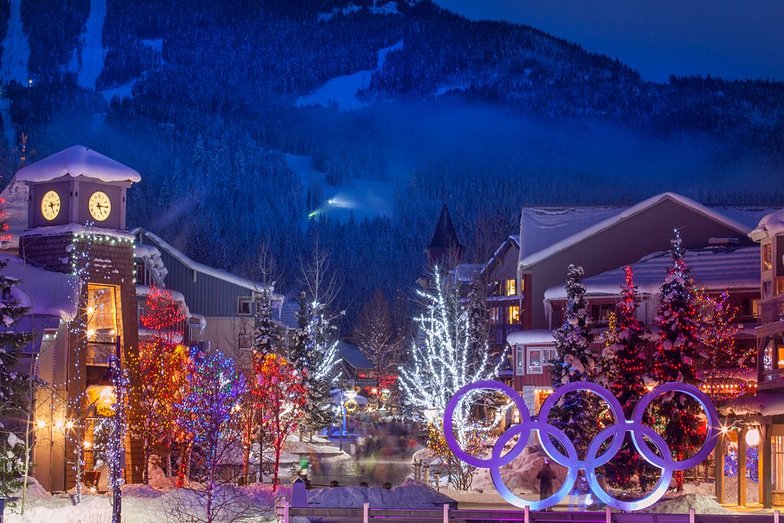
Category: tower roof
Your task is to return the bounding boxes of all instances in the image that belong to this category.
[15,145,141,184]
[428,204,461,250]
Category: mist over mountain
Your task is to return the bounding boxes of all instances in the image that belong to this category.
[0,0,781,327]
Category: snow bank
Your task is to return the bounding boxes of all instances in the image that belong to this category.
[643,493,731,514]
[308,479,455,509]
[10,476,49,500]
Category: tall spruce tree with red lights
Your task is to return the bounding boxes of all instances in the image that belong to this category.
[653,229,702,491]
[603,266,651,487]
[549,264,600,459]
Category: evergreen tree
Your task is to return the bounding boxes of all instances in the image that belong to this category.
[0,256,33,499]
[602,266,651,487]
[253,288,280,358]
[549,264,600,459]
[289,292,339,437]
[652,229,703,491]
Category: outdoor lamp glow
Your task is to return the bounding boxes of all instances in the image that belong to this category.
[745,427,761,447]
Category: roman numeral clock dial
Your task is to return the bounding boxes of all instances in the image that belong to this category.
[88,191,112,221]
[40,190,61,220]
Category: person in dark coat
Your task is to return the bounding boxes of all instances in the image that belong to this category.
[537,458,556,500]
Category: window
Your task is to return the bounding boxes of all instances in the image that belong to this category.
[527,346,557,374]
[238,333,252,350]
[507,305,520,325]
[777,279,784,296]
[773,436,784,493]
[238,296,252,315]
[764,281,773,299]
[515,346,525,375]
[505,279,517,296]
[489,307,501,325]
[763,242,773,271]
[591,304,614,324]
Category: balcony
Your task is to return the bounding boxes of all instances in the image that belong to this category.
[86,341,117,367]
[758,294,784,325]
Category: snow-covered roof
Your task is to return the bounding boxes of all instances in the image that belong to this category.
[507,329,554,346]
[454,263,482,283]
[20,223,135,241]
[15,145,141,184]
[720,392,784,417]
[544,245,759,301]
[480,235,520,276]
[519,193,751,268]
[139,230,268,292]
[135,284,187,304]
[519,205,624,261]
[0,254,78,320]
[134,243,167,285]
[750,208,784,241]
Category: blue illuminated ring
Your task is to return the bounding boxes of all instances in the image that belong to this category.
[442,380,719,511]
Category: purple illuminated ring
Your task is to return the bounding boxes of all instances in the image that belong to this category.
[490,422,578,510]
[586,422,673,511]
[537,381,626,467]
[632,382,719,470]
[443,380,530,468]
[442,380,720,512]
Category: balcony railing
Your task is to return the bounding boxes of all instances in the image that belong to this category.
[758,294,784,325]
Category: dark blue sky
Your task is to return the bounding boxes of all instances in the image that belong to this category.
[435,0,784,82]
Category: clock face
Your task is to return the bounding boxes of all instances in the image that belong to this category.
[41,190,61,221]
[88,191,112,222]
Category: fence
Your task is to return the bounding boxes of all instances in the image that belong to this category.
[278,503,782,523]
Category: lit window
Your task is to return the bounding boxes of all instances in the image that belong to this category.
[238,297,252,315]
[527,346,557,374]
[777,280,784,296]
[763,243,773,271]
[505,279,517,296]
[507,305,520,324]
[87,284,119,343]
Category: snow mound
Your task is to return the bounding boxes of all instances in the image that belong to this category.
[10,476,50,500]
[644,493,731,514]
[471,446,567,495]
[123,483,165,498]
[308,480,455,509]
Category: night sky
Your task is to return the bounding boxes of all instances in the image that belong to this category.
[436,0,784,82]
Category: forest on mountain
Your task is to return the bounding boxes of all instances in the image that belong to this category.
[0,0,782,329]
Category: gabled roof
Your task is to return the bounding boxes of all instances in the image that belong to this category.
[480,235,520,277]
[16,145,141,184]
[136,229,269,292]
[519,193,751,268]
[543,245,759,301]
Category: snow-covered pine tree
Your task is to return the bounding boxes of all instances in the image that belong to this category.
[289,292,339,438]
[602,266,651,488]
[466,278,490,375]
[652,228,703,491]
[0,255,33,499]
[400,267,504,490]
[548,264,600,459]
[252,287,280,358]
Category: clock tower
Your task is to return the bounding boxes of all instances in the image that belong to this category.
[17,145,144,487]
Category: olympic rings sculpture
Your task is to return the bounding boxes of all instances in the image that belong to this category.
[443,380,719,511]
